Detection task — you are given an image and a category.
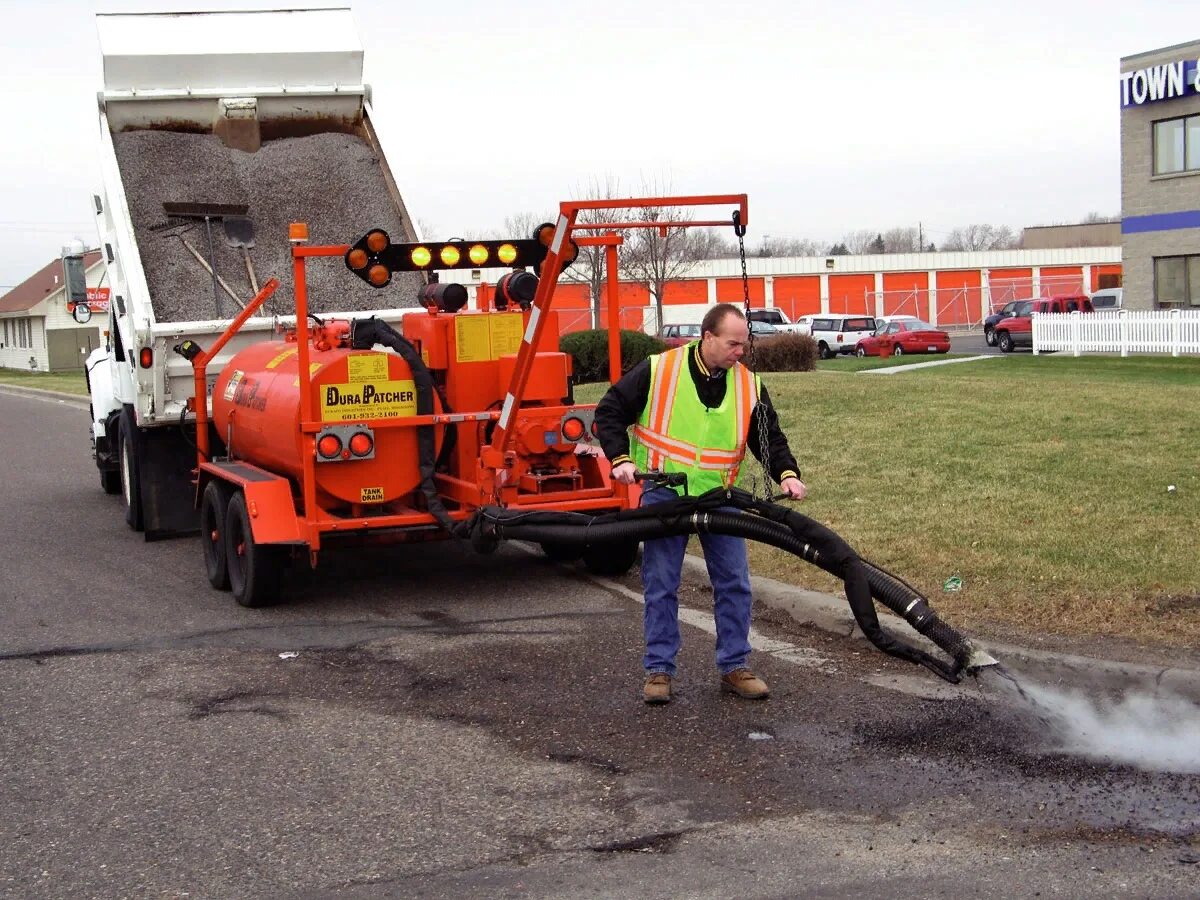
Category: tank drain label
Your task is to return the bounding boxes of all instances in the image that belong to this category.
[320,379,417,422]
[360,486,385,503]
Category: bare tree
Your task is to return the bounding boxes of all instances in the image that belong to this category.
[497,211,551,241]
[692,227,739,260]
[560,176,628,329]
[882,226,922,253]
[757,235,823,258]
[841,229,878,254]
[941,224,1018,251]
[620,188,714,333]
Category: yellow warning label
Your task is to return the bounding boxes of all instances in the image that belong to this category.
[265,347,297,369]
[348,353,389,383]
[292,363,323,387]
[455,315,492,363]
[320,379,417,422]
[490,312,523,358]
[360,486,385,503]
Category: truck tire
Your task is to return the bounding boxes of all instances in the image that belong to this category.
[119,408,144,531]
[541,541,584,562]
[582,539,639,576]
[225,491,287,608]
[100,467,121,495]
[818,342,834,360]
[997,331,1014,353]
[201,481,233,591]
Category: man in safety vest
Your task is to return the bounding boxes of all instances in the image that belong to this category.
[594,303,806,705]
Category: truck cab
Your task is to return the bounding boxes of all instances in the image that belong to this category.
[994,294,1093,353]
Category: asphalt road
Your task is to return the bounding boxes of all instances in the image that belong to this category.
[1,388,1197,898]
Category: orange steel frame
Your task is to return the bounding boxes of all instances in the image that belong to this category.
[193,194,749,560]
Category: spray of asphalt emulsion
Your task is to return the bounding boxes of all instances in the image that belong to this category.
[982,666,1200,774]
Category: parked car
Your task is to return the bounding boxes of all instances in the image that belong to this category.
[994,294,1094,352]
[1089,287,1123,310]
[984,300,1032,347]
[747,308,811,334]
[808,315,877,359]
[658,323,702,348]
[748,320,780,337]
[854,316,951,357]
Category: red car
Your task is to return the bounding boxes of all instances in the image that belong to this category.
[854,316,951,357]
[658,323,702,348]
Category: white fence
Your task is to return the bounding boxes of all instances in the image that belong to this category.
[1034,309,1200,356]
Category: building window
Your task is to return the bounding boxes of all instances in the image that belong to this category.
[1154,255,1200,307]
[1153,114,1200,174]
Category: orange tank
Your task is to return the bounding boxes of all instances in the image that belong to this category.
[211,342,439,506]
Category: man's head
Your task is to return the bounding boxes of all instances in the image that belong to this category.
[699,303,749,371]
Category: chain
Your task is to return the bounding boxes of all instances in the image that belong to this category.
[732,211,773,500]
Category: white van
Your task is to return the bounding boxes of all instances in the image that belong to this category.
[1090,288,1123,310]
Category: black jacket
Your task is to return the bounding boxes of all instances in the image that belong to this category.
[593,342,800,483]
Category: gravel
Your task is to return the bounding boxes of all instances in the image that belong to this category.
[112,130,424,322]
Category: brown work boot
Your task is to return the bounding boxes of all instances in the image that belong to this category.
[643,673,673,705]
[721,668,770,700]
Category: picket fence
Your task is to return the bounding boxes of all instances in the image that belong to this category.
[1033,309,1200,357]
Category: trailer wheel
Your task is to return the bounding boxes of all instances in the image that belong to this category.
[201,481,233,591]
[582,539,639,576]
[119,408,144,531]
[225,492,286,608]
[100,467,121,495]
[540,541,584,563]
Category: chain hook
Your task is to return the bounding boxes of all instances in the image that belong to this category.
[731,209,746,238]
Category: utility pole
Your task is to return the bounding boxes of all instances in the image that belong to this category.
[918,222,923,251]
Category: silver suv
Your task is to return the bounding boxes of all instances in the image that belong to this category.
[808,315,877,359]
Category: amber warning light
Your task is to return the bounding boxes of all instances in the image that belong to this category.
[344,228,579,287]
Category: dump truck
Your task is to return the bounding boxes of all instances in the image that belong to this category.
[84,8,422,537]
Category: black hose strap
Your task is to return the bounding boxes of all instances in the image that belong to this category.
[351,317,454,532]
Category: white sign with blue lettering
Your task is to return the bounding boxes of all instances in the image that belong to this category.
[1121,59,1200,107]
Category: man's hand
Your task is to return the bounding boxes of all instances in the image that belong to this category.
[779,476,807,500]
[611,461,638,485]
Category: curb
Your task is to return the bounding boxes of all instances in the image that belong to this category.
[681,554,1200,698]
[0,384,90,409]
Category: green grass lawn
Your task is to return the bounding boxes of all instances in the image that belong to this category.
[0,368,89,396]
[579,355,1200,646]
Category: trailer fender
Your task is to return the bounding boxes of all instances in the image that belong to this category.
[200,461,304,545]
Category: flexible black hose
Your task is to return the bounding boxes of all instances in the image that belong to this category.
[456,487,978,683]
[350,317,453,532]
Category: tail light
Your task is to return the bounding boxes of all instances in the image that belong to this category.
[139,347,153,368]
[317,434,342,459]
[348,431,374,457]
[837,333,843,343]
[561,416,587,442]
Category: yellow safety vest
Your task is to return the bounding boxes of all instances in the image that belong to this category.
[630,344,759,495]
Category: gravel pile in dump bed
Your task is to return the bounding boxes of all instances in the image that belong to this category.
[113,131,424,322]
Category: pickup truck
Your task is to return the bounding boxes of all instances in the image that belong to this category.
[747,308,812,335]
[993,294,1094,353]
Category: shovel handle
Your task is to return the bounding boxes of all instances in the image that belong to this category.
[180,237,247,310]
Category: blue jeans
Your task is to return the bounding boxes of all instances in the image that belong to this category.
[640,486,753,676]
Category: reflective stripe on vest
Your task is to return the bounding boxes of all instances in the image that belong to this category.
[630,344,759,492]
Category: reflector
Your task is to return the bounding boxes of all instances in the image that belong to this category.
[347,248,368,270]
[366,230,389,253]
[368,265,389,286]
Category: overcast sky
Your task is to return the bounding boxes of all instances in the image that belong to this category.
[0,0,1191,288]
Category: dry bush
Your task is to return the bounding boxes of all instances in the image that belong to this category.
[745,333,818,372]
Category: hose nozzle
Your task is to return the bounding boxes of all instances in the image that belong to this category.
[962,646,1000,672]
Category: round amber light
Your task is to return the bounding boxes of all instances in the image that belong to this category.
[366,231,389,253]
[497,243,518,265]
[368,264,390,286]
[439,245,461,266]
[468,244,489,265]
[347,248,368,270]
[410,246,432,267]
[535,223,555,247]
[561,240,579,265]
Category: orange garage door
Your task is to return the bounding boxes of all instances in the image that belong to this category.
[828,274,875,315]
[772,276,821,319]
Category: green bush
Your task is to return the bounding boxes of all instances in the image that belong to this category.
[745,333,818,372]
[560,329,667,383]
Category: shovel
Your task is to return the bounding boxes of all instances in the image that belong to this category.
[223,215,259,294]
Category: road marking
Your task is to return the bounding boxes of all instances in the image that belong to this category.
[859,354,1001,374]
